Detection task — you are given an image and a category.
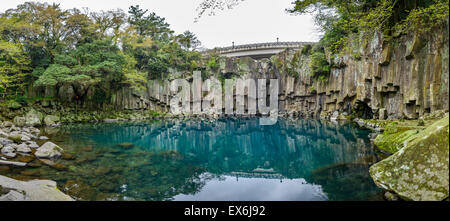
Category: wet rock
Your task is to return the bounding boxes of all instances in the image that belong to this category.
[61,153,75,160]
[370,114,449,201]
[63,180,96,201]
[0,166,10,172]
[16,155,35,163]
[27,161,42,168]
[38,159,55,167]
[39,136,49,140]
[20,170,41,177]
[117,142,134,149]
[51,163,67,171]
[34,142,63,159]
[0,160,26,167]
[80,146,93,152]
[38,158,66,170]
[94,166,111,175]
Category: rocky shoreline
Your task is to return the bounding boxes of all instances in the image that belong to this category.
[0,119,74,200]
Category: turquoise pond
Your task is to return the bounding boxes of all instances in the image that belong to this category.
[2,118,384,200]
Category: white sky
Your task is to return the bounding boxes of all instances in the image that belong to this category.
[0,0,321,48]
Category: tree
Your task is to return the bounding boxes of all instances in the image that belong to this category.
[0,40,31,97]
[35,40,127,91]
[178,31,201,51]
[127,5,173,41]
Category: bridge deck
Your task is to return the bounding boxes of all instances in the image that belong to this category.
[212,41,314,60]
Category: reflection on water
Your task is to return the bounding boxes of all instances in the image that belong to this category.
[174,173,327,201]
[1,118,383,200]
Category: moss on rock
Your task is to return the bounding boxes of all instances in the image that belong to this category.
[369,113,449,201]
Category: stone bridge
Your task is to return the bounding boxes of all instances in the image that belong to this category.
[213,41,313,60]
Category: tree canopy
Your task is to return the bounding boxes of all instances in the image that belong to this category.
[0,2,202,100]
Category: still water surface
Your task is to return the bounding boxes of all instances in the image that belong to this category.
[2,118,383,200]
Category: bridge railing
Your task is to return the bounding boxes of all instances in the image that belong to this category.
[215,41,314,53]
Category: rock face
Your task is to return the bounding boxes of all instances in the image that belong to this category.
[103,22,449,120]
[0,175,73,201]
[369,114,449,201]
[34,142,63,159]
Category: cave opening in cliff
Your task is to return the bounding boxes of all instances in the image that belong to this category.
[353,101,373,119]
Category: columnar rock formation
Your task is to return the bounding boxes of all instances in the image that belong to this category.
[112,22,448,120]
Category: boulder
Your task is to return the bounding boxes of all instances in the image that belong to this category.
[0,175,74,201]
[44,115,60,126]
[7,101,21,110]
[26,141,39,149]
[24,109,44,127]
[1,121,13,127]
[0,130,8,138]
[16,143,32,154]
[0,138,13,146]
[20,134,31,142]
[13,116,26,127]
[34,142,63,159]
[39,136,49,140]
[369,114,449,201]
[1,145,16,158]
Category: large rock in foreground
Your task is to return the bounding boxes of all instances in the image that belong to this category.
[369,114,449,201]
[0,175,73,201]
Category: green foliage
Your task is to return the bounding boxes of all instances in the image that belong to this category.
[34,64,71,86]
[14,95,28,106]
[0,3,203,104]
[289,0,449,53]
[308,46,330,80]
[301,44,312,55]
[0,39,31,97]
[393,0,449,36]
[35,40,126,92]
[93,87,107,104]
[178,31,201,51]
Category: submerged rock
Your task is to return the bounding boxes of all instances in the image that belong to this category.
[369,114,449,201]
[16,155,35,163]
[117,142,134,149]
[61,152,75,160]
[34,142,63,159]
